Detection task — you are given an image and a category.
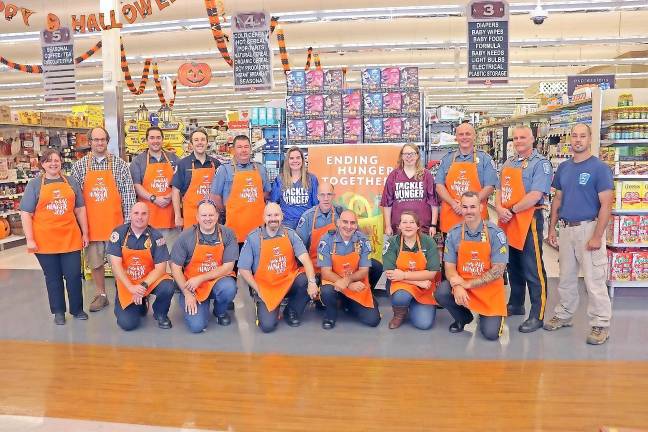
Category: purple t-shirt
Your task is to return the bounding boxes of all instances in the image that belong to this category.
[380,168,438,230]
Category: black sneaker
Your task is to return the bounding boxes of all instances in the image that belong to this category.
[73,311,89,320]
[284,308,301,327]
[53,312,66,325]
[154,314,172,329]
[216,312,231,326]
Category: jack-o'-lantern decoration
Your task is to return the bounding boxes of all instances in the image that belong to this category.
[0,218,10,240]
[178,62,212,88]
[46,13,61,32]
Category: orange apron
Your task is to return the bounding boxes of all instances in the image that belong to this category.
[254,229,303,311]
[389,235,437,305]
[183,227,235,302]
[322,240,374,308]
[83,155,124,242]
[498,165,536,251]
[440,149,489,233]
[115,230,173,309]
[456,223,506,316]
[308,208,336,273]
[182,159,215,229]
[31,176,82,254]
[225,163,265,242]
[140,151,175,229]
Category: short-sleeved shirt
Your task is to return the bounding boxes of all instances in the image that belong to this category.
[500,149,552,206]
[443,220,508,265]
[552,156,614,222]
[130,150,180,185]
[171,153,220,196]
[238,226,307,273]
[382,233,440,271]
[19,175,84,213]
[317,230,372,269]
[170,224,239,267]
[380,168,438,229]
[435,149,499,189]
[295,205,343,250]
[210,161,271,204]
[270,173,319,229]
[105,223,170,264]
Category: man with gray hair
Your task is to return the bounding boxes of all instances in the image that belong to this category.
[495,125,552,333]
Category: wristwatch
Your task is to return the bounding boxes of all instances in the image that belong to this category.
[149,194,157,202]
[140,281,149,289]
[510,206,517,214]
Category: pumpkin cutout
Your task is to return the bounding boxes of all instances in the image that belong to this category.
[178,62,212,88]
[46,13,61,32]
[0,218,10,240]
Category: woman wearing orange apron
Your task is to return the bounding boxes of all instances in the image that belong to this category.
[319,218,380,330]
[383,211,441,330]
[238,203,319,333]
[19,149,89,325]
[170,201,238,333]
[435,192,508,341]
[106,211,176,331]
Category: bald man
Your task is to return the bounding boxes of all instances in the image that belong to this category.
[239,203,319,333]
[435,123,498,234]
[496,126,552,333]
[106,202,176,331]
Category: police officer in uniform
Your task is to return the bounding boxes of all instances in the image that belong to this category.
[496,126,552,333]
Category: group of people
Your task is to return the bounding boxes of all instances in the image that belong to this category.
[19,121,613,344]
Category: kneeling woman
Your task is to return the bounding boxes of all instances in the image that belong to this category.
[384,211,441,330]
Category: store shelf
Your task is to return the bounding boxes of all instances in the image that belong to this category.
[601,119,648,128]
[607,280,648,288]
[0,179,29,185]
[0,122,87,131]
[607,243,648,248]
[615,175,648,180]
[0,193,24,199]
[477,99,592,129]
[600,139,648,146]
[0,234,25,245]
[0,210,19,217]
[612,209,648,215]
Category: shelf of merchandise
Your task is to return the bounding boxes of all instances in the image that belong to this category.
[612,209,648,215]
[0,178,29,185]
[477,98,593,130]
[601,118,648,128]
[607,243,648,248]
[0,193,24,199]
[615,174,648,180]
[0,209,19,217]
[607,280,648,298]
[0,234,25,251]
[0,122,87,131]
[600,139,648,146]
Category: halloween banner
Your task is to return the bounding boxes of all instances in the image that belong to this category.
[307,144,400,262]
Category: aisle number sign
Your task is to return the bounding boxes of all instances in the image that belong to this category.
[232,11,273,92]
[40,27,76,102]
[466,0,509,84]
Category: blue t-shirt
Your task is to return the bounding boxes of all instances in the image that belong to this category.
[552,156,614,222]
[270,174,319,229]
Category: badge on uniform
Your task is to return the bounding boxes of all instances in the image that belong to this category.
[144,237,152,249]
[579,173,590,185]
[521,159,528,169]
[497,231,507,245]
[109,232,120,243]
[156,238,166,246]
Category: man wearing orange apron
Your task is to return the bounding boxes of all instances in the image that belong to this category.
[435,123,498,234]
[107,203,176,331]
[383,211,441,330]
[239,203,319,333]
[318,210,381,330]
[71,126,136,313]
[130,126,180,250]
[435,192,508,341]
[171,129,220,230]
[170,200,238,333]
[496,126,552,333]
[210,135,270,247]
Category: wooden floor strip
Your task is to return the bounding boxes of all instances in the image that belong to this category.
[1,340,647,432]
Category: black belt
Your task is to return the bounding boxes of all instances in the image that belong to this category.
[561,218,596,227]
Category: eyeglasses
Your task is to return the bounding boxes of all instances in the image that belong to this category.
[91,138,107,143]
[402,152,418,156]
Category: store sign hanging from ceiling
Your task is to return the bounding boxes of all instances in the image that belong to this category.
[232,11,273,92]
[466,0,510,85]
[40,27,76,103]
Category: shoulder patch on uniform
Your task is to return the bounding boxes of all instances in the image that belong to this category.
[382,240,390,255]
[318,253,324,261]
[318,239,327,251]
[156,237,166,246]
[491,159,497,169]
[297,217,305,228]
[364,239,373,252]
[110,231,120,243]
[496,231,507,245]
[543,161,551,175]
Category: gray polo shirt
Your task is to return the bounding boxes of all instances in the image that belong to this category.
[170,224,239,267]
[435,149,499,189]
[500,149,552,206]
[443,220,508,265]
[19,175,84,213]
[295,205,343,249]
[210,161,271,204]
[317,230,372,269]
[129,150,180,185]
[238,226,307,273]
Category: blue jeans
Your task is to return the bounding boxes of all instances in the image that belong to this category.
[114,279,176,331]
[391,289,437,330]
[179,277,237,333]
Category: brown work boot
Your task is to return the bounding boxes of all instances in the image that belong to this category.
[388,306,408,329]
[586,326,609,345]
[543,315,572,331]
[89,294,109,312]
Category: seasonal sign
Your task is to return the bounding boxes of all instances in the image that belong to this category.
[466,0,509,84]
[231,11,273,92]
[40,27,76,102]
